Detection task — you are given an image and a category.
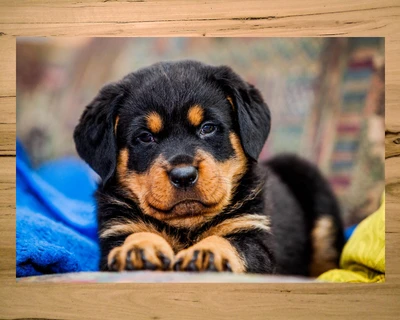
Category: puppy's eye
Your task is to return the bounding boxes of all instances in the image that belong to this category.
[200,124,217,136]
[137,132,155,143]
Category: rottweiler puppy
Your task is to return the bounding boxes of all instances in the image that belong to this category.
[74,60,344,276]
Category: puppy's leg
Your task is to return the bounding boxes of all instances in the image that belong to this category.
[173,235,245,273]
[173,231,275,274]
[265,154,345,276]
[107,232,175,271]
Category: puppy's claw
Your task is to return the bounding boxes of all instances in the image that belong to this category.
[206,252,218,272]
[173,258,183,271]
[158,252,171,270]
[109,257,119,272]
[186,250,200,271]
[224,260,232,272]
[125,250,136,270]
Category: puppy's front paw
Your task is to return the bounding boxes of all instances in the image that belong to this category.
[107,232,174,271]
[173,236,245,273]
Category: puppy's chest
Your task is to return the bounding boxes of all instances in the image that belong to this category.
[162,227,205,253]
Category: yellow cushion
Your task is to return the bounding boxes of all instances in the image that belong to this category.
[318,193,385,283]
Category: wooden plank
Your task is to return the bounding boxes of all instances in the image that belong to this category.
[0,0,397,24]
[386,37,400,131]
[0,96,16,124]
[0,124,15,155]
[0,1,398,37]
[0,283,399,320]
[0,157,15,284]
[0,20,396,37]
[386,131,400,159]
[0,40,15,97]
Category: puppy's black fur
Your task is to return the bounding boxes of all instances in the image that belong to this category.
[74,60,344,275]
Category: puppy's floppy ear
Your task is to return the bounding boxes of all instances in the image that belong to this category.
[212,66,271,161]
[74,82,124,184]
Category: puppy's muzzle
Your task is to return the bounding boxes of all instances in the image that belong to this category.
[169,166,198,189]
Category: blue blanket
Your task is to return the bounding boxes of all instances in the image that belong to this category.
[16,140,100,277]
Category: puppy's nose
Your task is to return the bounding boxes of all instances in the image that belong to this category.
[169,166,198,189]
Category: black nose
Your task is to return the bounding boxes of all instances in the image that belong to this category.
[169,166,198,189]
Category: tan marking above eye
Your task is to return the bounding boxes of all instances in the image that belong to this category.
[187,105,204,127]
[146,112,163,133]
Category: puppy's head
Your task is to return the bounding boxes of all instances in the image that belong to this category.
[74,61,270,227]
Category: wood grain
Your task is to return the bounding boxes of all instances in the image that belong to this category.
[0,1,399,38]
[0,1,399,319]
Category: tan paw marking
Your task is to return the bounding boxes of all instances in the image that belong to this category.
[107,232,174,271]
[173,236,245,273]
